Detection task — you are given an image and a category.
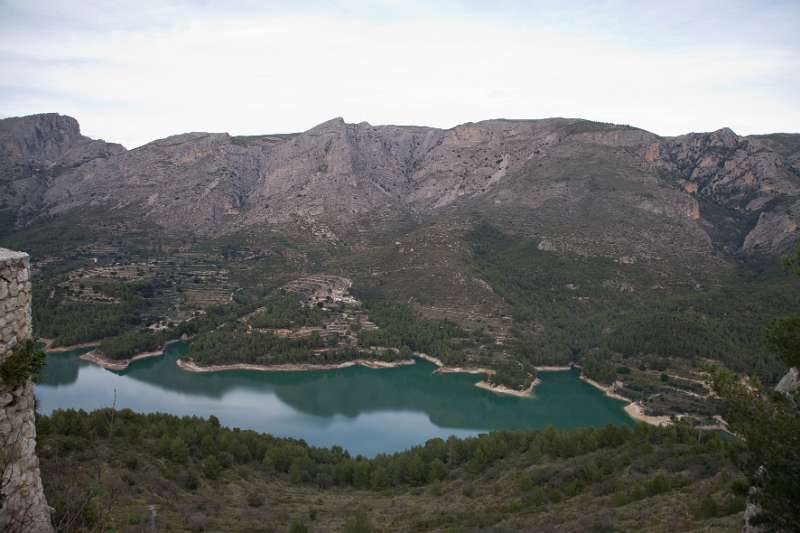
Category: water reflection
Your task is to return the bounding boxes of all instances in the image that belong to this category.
[37,342,634,456]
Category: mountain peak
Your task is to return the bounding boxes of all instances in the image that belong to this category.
[0,112,124,171]
[309,117,347,132]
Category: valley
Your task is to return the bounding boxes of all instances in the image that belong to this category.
[1,112,799,531]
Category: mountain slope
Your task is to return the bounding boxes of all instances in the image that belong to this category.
[2,113,796,257]
[39,409,745,532]
[0,113,124,234]
[2,113,799,414]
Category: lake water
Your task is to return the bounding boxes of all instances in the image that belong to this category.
[36,342,635,457]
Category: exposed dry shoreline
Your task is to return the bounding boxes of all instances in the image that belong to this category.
[79,339,184,371]
[578,374,674,427]
[43,338,99,353]
[415,352,538,397]
[80,348,166,371]
[67,337,678,419]
[623,402,673,427]
[176,350,539,397]
[415,352,494,375]
[175,358,416,373]
[475,377,541,397]
[579,375,630,402]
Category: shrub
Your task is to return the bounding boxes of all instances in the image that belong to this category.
[0,339,46,386]
[202,455,222,480]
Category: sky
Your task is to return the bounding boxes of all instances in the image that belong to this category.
[1,0,798,148]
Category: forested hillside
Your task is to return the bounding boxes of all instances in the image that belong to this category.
[39,409,745,532]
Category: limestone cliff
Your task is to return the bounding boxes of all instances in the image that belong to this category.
[0,113,124,230]
[1,114,798,257]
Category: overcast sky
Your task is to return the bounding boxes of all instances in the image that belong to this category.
[1,0,798,148]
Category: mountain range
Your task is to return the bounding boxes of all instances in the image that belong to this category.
[2,112,798,259]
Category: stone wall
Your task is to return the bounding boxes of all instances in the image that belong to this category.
[0,248,53,532]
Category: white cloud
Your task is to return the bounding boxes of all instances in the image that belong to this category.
[1,1,798,147]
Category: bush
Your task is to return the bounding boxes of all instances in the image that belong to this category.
[203,455,222,480]
[169,438,190,464]
[0,339,46,386]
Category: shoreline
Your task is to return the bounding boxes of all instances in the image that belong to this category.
[43,338,100,353]
[80,349,165,371]
[79,338,184,371]
[415,352,495,375]
[579,375,631,402]
[435,366,495,376]
[57,341,690,423]
[415,352,538,397]
[623,402,673,427]
[175,357,416,373]
[579,374,674,427]
[475,377,541,398]
[176,350,540,397]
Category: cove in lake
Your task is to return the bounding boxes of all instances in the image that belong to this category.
[36,342,635,457]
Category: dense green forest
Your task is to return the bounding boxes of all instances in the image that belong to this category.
[708,245,800,532]
[190,324,323,365]
[353,301,533,388]
[38,409,746,531]
[90,299,257,361]
[357,302,470,365]
[188,323,403,367]
[33,282,156,347]
[96,328,175,360]
[79,289,271,360]
[467,222,795,384]
[38,409,736,492]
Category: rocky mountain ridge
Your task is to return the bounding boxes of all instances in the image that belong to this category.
[0,113,123,224]
[1,113,798,257]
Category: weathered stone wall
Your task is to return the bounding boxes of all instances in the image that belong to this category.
[0,248,53,532]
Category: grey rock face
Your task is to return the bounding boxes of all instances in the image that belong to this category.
[0,113,124,167]
[645,128,800,254]
[775,367,799,395]
[2,114,799,256]
[0,113,124,227]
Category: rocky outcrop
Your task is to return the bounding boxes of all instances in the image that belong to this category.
[775,366,799,396]
[0,113,124,168]
[0,113,124,228]
[644,128,800,254]
[0,249,53,533]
